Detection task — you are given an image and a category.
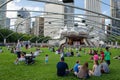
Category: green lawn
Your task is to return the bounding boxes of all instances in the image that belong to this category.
[0,47,120,80]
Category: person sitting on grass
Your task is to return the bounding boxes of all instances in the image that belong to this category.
[25,44,29,49]
[89,49,92,55]
[33,48,40,57]
[15,50,21,64]
[52,47,55,52]
[73,60,80,76]
[66,51,71,57]
[10,47,14,53]
[56,49,60,54]
[15,52,26,64]
[13,47,17,53]
[76,51,81,57]
[100,60,109,73]
[77,62,90,79]
[56,57,69,76]
[89,60,101,76]
[93,51,99,62]
[70,50,74,56]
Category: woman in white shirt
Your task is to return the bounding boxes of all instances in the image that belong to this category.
[90,60,101,76]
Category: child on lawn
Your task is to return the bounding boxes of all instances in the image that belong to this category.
[45,54,48,64]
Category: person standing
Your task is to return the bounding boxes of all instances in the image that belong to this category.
[100,50,104,62]
[56,57,69,76]
[14,42,21,64]
[104,47,111,66]
[16,42,21,52]
[45,54,48,64]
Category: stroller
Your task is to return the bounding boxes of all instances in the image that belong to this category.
[25,54,35,64]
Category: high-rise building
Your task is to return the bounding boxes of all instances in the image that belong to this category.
[85,0,103,40]
[85,0,101,28]
[44,0,74,39]
[15,8,31,34]
[31,21,35,34]
[105,24,111,35]
[0,0,7,28]
[110,0,120,33]
[64,2,74,27]
[34,17,44,36]
[6,18,10,29]
[44,0,64,39]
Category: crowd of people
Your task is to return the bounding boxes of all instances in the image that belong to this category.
[55,47,83,57]
[56,47,111,79]
[5,42,112,79]
[6,42,43,65]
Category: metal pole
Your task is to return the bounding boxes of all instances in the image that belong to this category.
[29,0,120,21]
[0,0,13,8]
[0,10,120,30]
[0,9,119,42]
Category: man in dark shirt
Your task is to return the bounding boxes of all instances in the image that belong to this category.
[57,57,69,76]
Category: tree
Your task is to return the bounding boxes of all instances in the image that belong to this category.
[0,28,52,43]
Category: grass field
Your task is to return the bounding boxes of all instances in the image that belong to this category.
[0,46,120,80]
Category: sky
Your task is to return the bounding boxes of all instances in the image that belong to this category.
[7,0,111,25]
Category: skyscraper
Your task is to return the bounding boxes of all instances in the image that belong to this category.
[85,0,101,28]
[6,18,10,29]
[64,2,74,27]
[15,8,31,34]
[44,0,64,39]
[0,0,7,28]
[34,17,44,36]
[44,0,74,39]
[85,0,103,40]
[110,0,120,33]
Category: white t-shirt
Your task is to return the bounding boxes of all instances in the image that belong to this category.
[93,65,101,76]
